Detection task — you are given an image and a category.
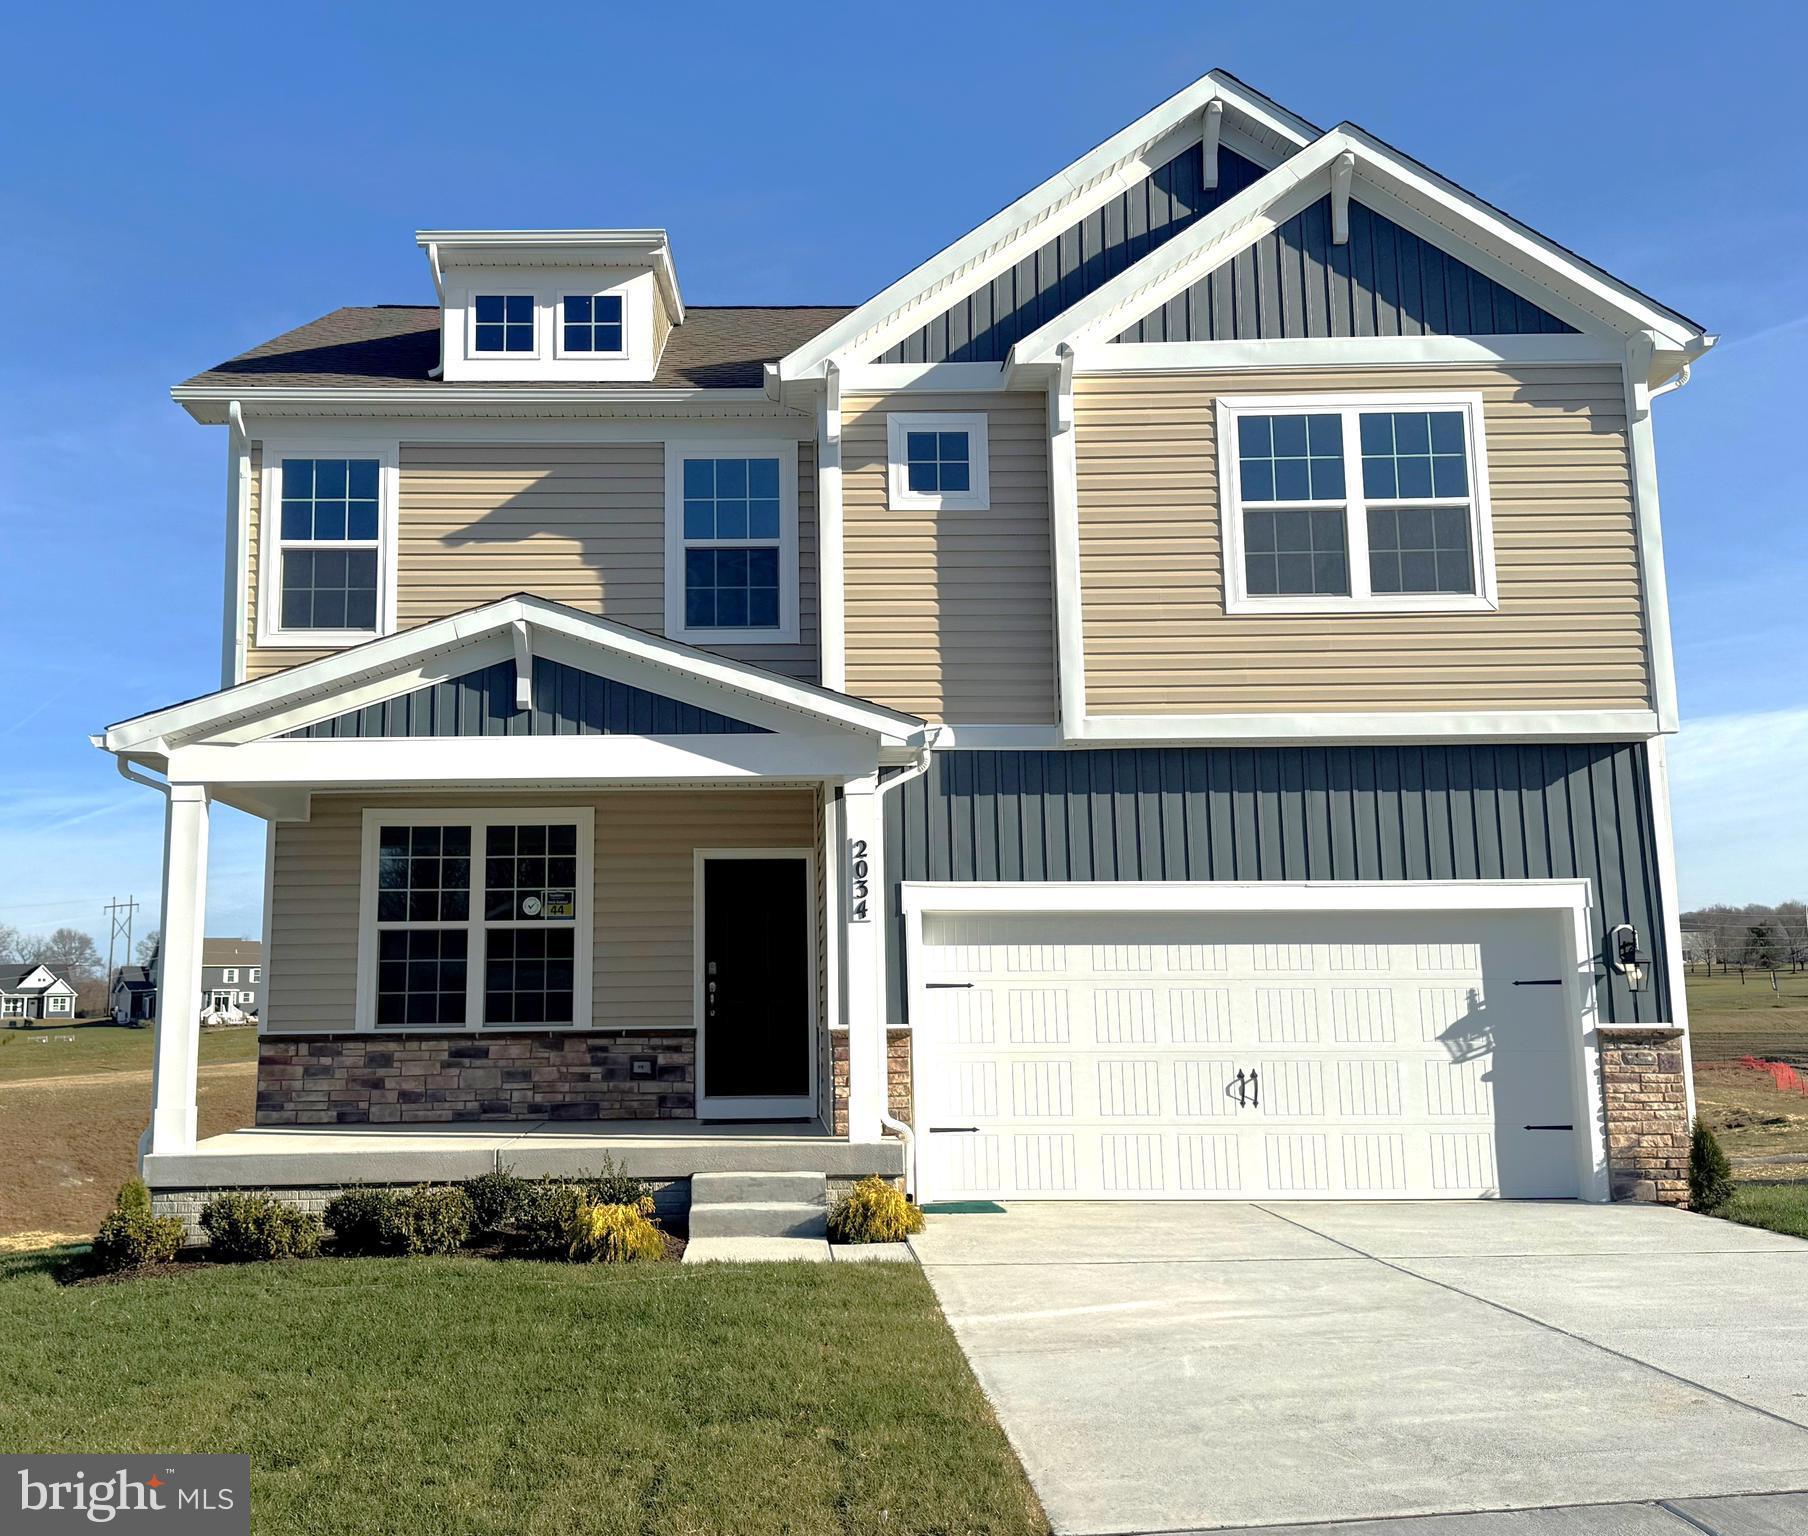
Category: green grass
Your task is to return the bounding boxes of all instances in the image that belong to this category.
[0,1251,1045,1536]
[0,1021,257,1082]
[1715,1184,1808,1241]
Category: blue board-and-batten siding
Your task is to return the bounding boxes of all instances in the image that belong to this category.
[884,743,1666,1025]
[1113,197,1574,342]
[286,658,769,738]
[876,146,1266,365]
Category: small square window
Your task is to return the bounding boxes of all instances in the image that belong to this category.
[888,413,990,510]
[562,293,625,354]
[473,294,535,353]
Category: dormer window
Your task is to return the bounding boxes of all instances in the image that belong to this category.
[561,293,625,355]
[473,295,535,353]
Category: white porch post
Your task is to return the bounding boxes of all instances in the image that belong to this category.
[141,782,210,1162]
[841,774,883,1142]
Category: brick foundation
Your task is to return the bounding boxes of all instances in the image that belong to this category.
[256,1031,695,1125]
[829,1028,912,1136]
[1599,1026,1689,1205]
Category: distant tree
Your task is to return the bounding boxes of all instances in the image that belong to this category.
[135,929,160,968]
[75,978,110,1017]
[0,924,29,964]
[28,927,103,982]
[1742,922,1783,969]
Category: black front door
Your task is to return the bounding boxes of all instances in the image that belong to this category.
[701,856,811,1112]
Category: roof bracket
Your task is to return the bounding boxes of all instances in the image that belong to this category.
[1200,99,1224,191]
[1330,151,1356,245]
[510,619,533,711]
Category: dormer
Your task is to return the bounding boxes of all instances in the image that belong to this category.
[418,229,685,383]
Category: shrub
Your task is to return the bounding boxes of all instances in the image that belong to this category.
[827,1176,925,1244]
[575,1154,651,1210]
[377,1185,474,1256]
[1690,1115,1736,1213]
[324,1187,397,1255]
[515,1180,586,1256]
[89,1182,184,1273]
[198,1193,323,1262]
[565,1196,665,1263]
[463,1167,529,1236]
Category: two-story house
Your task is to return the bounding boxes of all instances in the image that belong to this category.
[100,71,1708,1222]
[201,938,262,1018]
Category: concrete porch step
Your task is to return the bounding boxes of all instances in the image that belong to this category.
[687,1169,829,1240]
[683,1236,830,1264]
[691,1170,828,1206]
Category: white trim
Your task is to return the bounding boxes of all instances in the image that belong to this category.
[1623,335,1681,733]
[1074,709,1662,744]
[552,285,630,361]
[817,367,847,691]
[841,362,1012,393]
[1646,735,1695,1123]
[1073,334,1619,373]
[885,412,990,512]
[1048,348,1086,737]
[693,847,818,1120]
[253,437,400,649]
[466,290,542,362]
[899,876,1607,1203]
[416,228,684,324]
[223,405,252,687]
[259,817,276,1034]
[1214,390,1498,616]
[923,723,1065,750]
[354,806,595,1033]
[663,439,801,647]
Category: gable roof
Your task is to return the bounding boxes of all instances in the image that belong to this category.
[1008,123,1710,367]
[778,69,1318,379]
[172,305,850,419]
[113,966,155,990]
[0,964,67,994]
[101,595,924,757]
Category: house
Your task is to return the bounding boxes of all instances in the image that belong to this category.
[111,966,157,1023]
[1,964,79,1024]
[202,938,262,1017]
[97,71,1707,1223]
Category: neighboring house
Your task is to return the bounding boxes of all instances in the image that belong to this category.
[202,938,262,1017]
[112,965,157,1023]
[100,71,1708,1217]
[1,964,79,1023]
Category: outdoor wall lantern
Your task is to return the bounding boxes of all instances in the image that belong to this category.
[1608,923,1650,993]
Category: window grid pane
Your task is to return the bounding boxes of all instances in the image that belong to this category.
[1367,505,1475,594]
[905,429,971,494]
[376,824,472,923]
[483,823,580,921]
[562,293,625,353]
[1237,413,1345,503]
[1243,508,1350,596]
[1360,411,1469,502]
[474,294,535,353]
[278,457,381,631]
[376,928,468,1027]
[680,456,783,630]
[484,927,576,1026]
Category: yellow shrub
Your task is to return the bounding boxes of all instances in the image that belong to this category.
[564,1196,665,1263]
[827,1176,925,1244]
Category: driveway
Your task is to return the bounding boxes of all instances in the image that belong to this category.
[912,1202,1808,1535]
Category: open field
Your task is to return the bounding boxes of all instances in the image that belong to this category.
[1683,969,1808,1064]
[0,1251,1046,1536]
[0,1019,257,1083]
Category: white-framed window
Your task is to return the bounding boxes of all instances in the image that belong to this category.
[355,808,595,1032]
[664,441,800,645]
[222,968,239,984]
[885,411,990,511]
[257,440,399,647]
[1,996,22,1017]
[46,994,70,1014]
[239,991,256,1005]
[249,968,261,983]
[1215,392,1497,615]
[471,294,538,355]
[557,290,627,357]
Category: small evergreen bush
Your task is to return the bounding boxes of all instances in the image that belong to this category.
[515,1181,586,1255]
[827,1176,925,1244]
[564,1196,665,1263]
[575,1154,651,1210]
[377,1185,474,1256]
[463,1167,529,1236]
[1689,1115,1736,1213]
[324,1187,397,1254]
[90,1181,184,1273]
[199,1193,323,1261]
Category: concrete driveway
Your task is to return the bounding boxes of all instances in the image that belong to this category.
[912,1202,1808,1535]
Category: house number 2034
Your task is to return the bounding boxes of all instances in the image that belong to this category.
[848,838,871,923]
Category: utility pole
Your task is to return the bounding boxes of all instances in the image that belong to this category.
[102,895,140,1004]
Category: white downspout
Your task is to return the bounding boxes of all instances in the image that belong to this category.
[869,729,941,1197]
[426,241,446,379]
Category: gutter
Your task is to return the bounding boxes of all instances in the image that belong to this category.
[425,242,445,379]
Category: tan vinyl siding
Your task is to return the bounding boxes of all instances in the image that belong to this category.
[1075,364,1650,713]
[651,282,673,360]
[245,439,818,683]
[264,788,817,1034]
[842,391,1056,723]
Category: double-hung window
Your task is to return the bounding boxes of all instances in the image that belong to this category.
[47,995,69,1014]
[886,412,990,511]
[560,292,625,355]
[270,454,388,639]
[472,294,536,354]
[665,443,798,643]
[360,809,593,1031]
[1218,393,1496,614]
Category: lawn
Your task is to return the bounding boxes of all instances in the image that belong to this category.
[1716,1184,1808,1242]
[0,1251,1046,1536]
[0,1019,258,1082]
[1683,970,1808,1064]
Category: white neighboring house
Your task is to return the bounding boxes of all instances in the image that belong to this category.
[1,964,79,1024]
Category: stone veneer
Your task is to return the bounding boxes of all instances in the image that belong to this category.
[1599,1025,1689,1205]
[830,1028,912,1137]
[256,1031,695,1124]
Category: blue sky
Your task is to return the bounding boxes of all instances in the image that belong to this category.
[0,1,1800,952]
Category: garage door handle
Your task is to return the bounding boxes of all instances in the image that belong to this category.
[1248,1068,1259,1109]
[1233,1069,1247,1106]
[925,982,974,990]
[929,1126,979,1134]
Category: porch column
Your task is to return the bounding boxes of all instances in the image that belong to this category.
[141,783,209,1162]
[842,775,883,1141]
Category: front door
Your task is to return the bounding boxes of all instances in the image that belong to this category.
[698,853,814,1119]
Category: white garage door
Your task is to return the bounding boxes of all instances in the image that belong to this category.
[914,908,1584,1202]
